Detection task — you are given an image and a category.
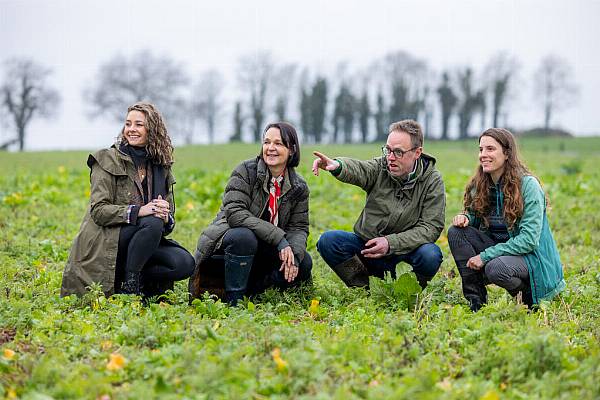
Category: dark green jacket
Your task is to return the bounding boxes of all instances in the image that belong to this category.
[60,146,176,297]
[467,175,566,303]
[190,157,309,298]
[334,154,445,255]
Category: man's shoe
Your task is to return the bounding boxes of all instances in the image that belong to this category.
[330,255,369,288]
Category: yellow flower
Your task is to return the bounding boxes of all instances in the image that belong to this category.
[2,348,16,360]
[58,165,66,174]
[271,347,288,372]
[308,299,320,316]
[6,388,17,399]
[480,390,500,400]
[106,353,127,371]
[185,201,194,211]
[100,340,112,351]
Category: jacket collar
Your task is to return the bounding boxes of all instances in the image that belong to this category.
[113,144,146,198]
[382,152,437,189]
[257,157,294,196]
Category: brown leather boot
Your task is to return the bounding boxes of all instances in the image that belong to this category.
[330,255,369,288]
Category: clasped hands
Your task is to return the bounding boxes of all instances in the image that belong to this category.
[138,195,170,223]
[279,246,298,282]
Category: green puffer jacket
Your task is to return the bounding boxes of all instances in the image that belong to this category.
[467,175,566,304]
[334,153,445,255]
[60,146,176,297]
[189,157,309,298]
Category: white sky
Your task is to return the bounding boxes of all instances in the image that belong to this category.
[1,0,599,150]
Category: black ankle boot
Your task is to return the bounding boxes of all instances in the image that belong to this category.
[415,273,434,289]
[120,271,141,295]
[522,289,534,309]
[142,279,174,299]
[457,267,487,312]
[224,252,253,306]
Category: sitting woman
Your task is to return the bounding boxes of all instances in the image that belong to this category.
[190,122,312,305]
[448,128,565,311]
[61,102,195,298]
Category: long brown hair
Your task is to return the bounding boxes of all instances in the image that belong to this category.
[117,102,174,166]
[463,128,537,229]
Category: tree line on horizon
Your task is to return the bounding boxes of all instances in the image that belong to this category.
[0,49,579,151]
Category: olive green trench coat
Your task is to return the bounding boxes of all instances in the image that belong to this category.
[60,146,175,297]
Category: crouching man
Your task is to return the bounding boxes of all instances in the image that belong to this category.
[312,120,445,288]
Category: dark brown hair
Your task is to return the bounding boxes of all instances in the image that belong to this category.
[261,122,301,168]
[463,128,540,229]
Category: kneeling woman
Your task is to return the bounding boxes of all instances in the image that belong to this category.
[190,122,312,305]
[61,102,195,297]
[448,128,565,311]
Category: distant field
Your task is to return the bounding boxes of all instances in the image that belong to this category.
[1,137,599,399]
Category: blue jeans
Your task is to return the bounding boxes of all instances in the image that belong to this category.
[317,230,442,280]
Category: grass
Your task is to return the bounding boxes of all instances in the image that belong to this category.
[1,137,599,399]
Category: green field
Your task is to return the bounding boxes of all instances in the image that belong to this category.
[1,137,599,399]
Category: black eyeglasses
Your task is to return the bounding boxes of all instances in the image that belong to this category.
[382,145,418,158]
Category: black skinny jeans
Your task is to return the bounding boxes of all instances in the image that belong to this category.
[448,225,530,310]
[219,227,312,295]
[115,216,194,292]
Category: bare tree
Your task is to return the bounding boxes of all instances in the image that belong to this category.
[382,51,428,125]
[85,50,188,124]
[231,101,244,142]
[299,75,328,143]
[456,67,485,139]
[194,69,224,144]
[311,77,328,143]
[373,87,387,142]
[0,58,60,151]
[357,89,371,143]
[165,97,196,145]
[332,83,356,143]
[533,55,579,132]
[484,52,520,127]
[237,51,275,142]
[437,71,457,140]
[272,63,297,121]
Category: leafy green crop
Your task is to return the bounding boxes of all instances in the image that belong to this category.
[369,265,422,311]
[1,138,600,399]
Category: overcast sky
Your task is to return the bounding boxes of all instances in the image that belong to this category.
[1,0,599,150]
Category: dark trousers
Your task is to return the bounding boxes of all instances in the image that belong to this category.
[116,216,195,294]
[219,227,312,295]
[447,226,530,310]
[316,230,442,282]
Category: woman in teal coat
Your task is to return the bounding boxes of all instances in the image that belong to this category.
[448,128,565,311]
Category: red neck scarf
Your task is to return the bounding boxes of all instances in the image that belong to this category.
[268,172,285,226]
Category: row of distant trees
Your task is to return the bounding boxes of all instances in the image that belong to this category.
[0,50,579,151]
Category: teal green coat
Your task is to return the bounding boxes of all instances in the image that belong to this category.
[467,175,566,304]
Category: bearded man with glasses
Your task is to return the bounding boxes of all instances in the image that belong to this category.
[312,120,445,289]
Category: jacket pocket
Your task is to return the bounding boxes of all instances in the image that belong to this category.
[115,176,134,204]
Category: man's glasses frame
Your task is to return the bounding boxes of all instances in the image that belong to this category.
[382,145,418,159]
